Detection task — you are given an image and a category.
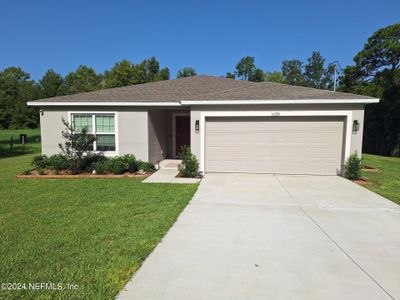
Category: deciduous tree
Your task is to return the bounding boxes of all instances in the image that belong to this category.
[235,56,256,80]
[39,69,65,98]
[282,59,304,86]
[177,67,197,78]
[65,65,103,93]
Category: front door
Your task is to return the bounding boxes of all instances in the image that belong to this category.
[175,115,190,157]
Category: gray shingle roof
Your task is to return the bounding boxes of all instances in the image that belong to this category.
[32,75,374,103]
[193,80,374,100]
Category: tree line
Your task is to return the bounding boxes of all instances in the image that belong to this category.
[225,51,336,90]
[0,23,398,156]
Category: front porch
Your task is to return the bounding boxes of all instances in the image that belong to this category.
[148,109,191,163]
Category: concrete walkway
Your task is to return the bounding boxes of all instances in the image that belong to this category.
[143,159,201,184]
[118,174,400,300]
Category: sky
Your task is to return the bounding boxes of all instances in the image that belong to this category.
[0,0,399,80]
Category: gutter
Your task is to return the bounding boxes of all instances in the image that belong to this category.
[180,99,380,105]
[27,98,379,107]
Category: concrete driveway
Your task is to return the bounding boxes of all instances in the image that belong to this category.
[118,174,400,300]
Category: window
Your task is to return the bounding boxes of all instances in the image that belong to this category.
[72,113,116,152]
[73,114,93,132]
[96,135,115,151]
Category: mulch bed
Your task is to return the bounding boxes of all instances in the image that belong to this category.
[16,172,150,179]
[175,172,203,179]
[361,164,380,172]
[353,177,372,186]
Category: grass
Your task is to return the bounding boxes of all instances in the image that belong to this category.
[362,154,400,205]
[0,129,198,299]
[0,128,41,158]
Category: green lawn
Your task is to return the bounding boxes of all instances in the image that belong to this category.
[0,130,198,299]
[362,154,400,205]
[0,128,41,158]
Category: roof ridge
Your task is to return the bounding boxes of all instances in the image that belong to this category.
[190,80,256,99]
[252,80,369,97]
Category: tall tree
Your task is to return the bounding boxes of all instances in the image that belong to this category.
[340,23,400,156]
[155,67,170,81]
[177,67,197,78]
[249,68,265,82]
[104,60,136,88]
[0,67,40,129]
[304,51,326,88]
[65,65,103,94]
[282,60,304,86]
[265,71,285,83]
[235,56,256,80]
[39,69,65,98]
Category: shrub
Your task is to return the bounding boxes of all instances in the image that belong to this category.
[48,154,69,173]
[344,153,362,180]
[120,154,138,172]
[136,160,156,172]
[58,118,96,174]
[82,154,108,172]
[22,168,32,175]
[37,168,45,175]
[31,155,49,169]
[94,161,109,175]
[108,158,129,175]
[120,154,136,165]
[178,146,199,177]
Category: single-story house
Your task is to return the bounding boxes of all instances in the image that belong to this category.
[28,75,379,175]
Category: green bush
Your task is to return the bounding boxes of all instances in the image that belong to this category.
[48,154,69,173]
[344,153,362,180]
[94,161,109,175]
[82,154,108,172]
[31,155,50,169]
[108,158,129,175]
[120,154,136,166]
[37,168,45,175]
[136,160,156,172]
[178,146,199,177]
[22,168,32,175]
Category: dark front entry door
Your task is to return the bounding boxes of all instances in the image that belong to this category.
[175,115,190,156]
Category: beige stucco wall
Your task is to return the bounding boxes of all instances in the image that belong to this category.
[39,107,149,161]
[190,104,367,172]
[148,110,168,163]
[40,110,68,155]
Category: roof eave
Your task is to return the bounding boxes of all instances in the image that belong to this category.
[27,98,380,107]
[180,99,380,105]
[27,101,182,107]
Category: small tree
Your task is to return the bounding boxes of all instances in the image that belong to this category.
[178,146,199,177]
[344,153,362,180]
[58,117,96,174]
[177,67,197,78]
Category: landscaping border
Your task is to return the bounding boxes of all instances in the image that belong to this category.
[16,173,150,179]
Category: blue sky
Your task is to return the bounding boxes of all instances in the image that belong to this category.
[0,0,399,80]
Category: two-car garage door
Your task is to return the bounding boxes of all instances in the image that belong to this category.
[205,116,345,175]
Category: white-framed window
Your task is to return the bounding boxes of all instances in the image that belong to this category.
[71,113,116,152]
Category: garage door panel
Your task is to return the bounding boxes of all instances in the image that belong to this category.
[205,117,344,175]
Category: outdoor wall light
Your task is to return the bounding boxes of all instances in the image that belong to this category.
[195,120,200,133]
[353,120,360,133]
[40,109,44,116]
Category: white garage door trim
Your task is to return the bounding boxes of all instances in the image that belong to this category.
[199,110,353,173]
